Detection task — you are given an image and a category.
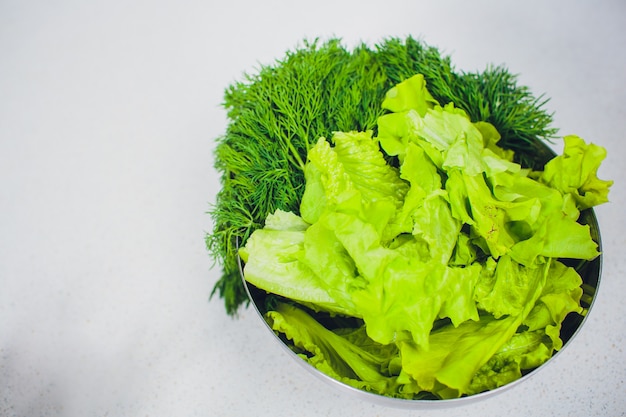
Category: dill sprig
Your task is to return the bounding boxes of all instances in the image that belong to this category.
[206,36,557,315]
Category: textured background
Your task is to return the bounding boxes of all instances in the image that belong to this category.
[1,1,625,416]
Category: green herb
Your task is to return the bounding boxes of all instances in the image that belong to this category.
[206,36,558,315]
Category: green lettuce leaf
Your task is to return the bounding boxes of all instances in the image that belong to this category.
[239,210,355,316]
[349,253,482,348]
[474,120,515,162]
[510,209,600,265]
[466,329,552,395]
[266,302,404,397]
[474,254,551,319]
[523,260,584,350]
[398,252,547,398]
[300,131,407,225]
[398,314,523,399]
[541,134,613,210]
[239,73,610,400]
[384,142,460,261]
[466,259,584,395]
[381,73,438,115]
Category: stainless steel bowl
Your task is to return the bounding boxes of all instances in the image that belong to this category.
[238,140,603,408]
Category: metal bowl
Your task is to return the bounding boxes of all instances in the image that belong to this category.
[238,140,603,408]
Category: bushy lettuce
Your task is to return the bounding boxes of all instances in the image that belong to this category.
[239,74,611,399]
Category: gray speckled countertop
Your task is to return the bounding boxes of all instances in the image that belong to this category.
[1,1,625,416]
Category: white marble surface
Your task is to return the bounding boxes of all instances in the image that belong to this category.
[1,1,625,416]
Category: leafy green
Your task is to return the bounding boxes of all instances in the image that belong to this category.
[237,74,609,399]
[300,131,407,226]
[266,302,403,397]
[541,134,613,210]
[207,36,559,315]
[399,314,525,399]
[466,259,584,395]
[237,210,353,315]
